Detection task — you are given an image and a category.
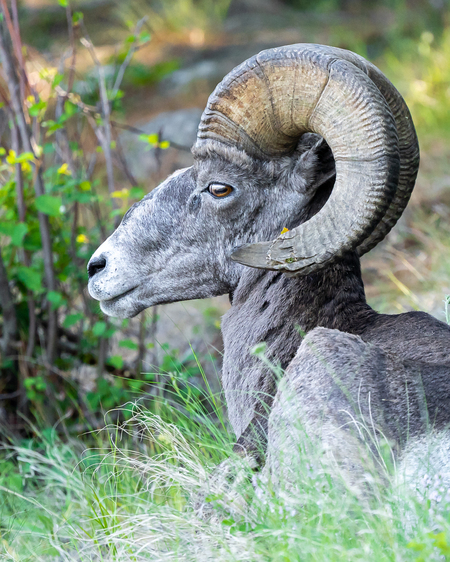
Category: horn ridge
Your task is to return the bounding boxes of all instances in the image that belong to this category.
[196,44,417,274]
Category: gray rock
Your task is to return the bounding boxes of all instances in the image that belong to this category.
[160,60,220,95]
[108,296,229,395]
[119,108,202,182]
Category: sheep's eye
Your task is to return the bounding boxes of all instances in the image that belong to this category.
[208,183,234,198]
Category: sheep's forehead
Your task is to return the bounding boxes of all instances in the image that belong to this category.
[119,167,195,231]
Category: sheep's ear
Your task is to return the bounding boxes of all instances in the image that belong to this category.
[294,136,336,194]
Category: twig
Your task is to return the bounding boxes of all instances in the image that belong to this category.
[11,120,36,361]
[0,389,20,400]
[65,2,77,95]
[9,0,24,100]
[80,29,116,218]
[0,248,17,355]
[136,310,147,376]
[53,85,192,152]
[10,119,25,221]
[110,120,191,152]
[113,133,138,187]
[111,17,147,101]
[0,13,58,364]
[0,0,28,99]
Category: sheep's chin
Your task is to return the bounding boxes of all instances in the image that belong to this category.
[99,288,146,319]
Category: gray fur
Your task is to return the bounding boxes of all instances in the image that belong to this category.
[88,132,450,494]
[265,327,450,493]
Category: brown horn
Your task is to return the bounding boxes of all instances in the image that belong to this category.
[195,44,419,274]
[279,45,420,257]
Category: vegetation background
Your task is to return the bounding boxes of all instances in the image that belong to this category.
[0,0,450,560]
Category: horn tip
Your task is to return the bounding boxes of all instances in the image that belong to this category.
[231,242,274,269]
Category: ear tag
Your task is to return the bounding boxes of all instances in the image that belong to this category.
[280,227,289,235]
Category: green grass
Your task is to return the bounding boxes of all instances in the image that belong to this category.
[379,27,450,142]
[363,197,450,318]
[2,397,450,561]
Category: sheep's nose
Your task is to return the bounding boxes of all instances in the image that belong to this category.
[88,255,107,279]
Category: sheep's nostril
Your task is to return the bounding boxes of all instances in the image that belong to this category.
[88,256,107,279]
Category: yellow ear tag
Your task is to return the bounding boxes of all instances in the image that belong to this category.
[280,227,289,235]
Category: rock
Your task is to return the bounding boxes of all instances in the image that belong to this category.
[71,364,98,393]
[119,108,202,182]
[108,296,229,395]
[159,60,221,96]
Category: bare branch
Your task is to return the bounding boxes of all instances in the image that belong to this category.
[80,28,117,222]
[0,0,28,99]
[0,248,17,356]
[0,14,58,364]
[111,17,147,101]
[114,133,138,187]
[111,120,192,152]
[65,2,77,95]
[11,119,36,360]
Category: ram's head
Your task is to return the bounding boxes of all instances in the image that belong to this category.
[88,44,419,318]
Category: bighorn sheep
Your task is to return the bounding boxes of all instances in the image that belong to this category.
[87,44,450,489]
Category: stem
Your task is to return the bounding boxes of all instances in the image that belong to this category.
[11,120,36,360]
[110,17,147,101]
[0,0,27,99]
[0,14,58,364]
[136,310,146,376]
[97,334,108,379]
[80,31,116,212]
[114,133,138,187]
[0,248,17,356]
[65,3,77,95]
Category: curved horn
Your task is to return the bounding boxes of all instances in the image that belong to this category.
[195,44,419,274]
[282,45,420,257]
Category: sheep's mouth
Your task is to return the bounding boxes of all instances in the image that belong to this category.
[99,285,145,319]
[101,285,139,305]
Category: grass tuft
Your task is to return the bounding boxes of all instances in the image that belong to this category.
[2,400,450,561]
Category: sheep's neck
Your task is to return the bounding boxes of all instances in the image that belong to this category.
[229,251,374,337]
[221,252,375,441]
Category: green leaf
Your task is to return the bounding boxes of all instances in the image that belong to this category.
[119,339,139,350]
[72,191,95,204]
[104,327,117,339]
[93,321,107,337]
[43,143,55,154]
[79,180,91,191]
[139,133,158,145]
[35,195,62,216]
[0,221,15,237]
[52,73,64,88]
[42,120,64,134]
[63,313,84,329]
[86,391,100,411]
[29,100,46,117]
[11,223,28,247]
[15,152,34,163]
[64,100,77,116]
[16,266,42,292]
[107,355,124,369]
[129,187,145,199]
[73,11,83,24]
[47,290,66,310]
[58,0,68,7]
[139,31,151,44]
